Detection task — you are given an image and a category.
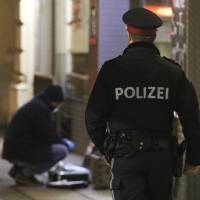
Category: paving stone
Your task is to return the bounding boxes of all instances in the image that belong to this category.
[16,187,85,200]
[78,186,112,200]
[0,187,32,200]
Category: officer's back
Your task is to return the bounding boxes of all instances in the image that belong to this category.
[107,41,182,135]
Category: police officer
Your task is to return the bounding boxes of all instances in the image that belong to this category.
[85,7,200,200]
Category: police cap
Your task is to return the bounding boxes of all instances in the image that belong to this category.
[122,7,162,35]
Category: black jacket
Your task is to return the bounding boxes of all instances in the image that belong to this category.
[85,42,200,165]
[2,92,62,163]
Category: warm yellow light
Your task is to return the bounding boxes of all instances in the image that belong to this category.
[144,5,173,18]
[156,7,173,17]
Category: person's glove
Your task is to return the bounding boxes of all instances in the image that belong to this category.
[62,138,76,152]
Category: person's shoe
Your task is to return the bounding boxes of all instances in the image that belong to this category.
[9,165,21,179]
[9,165,42,186]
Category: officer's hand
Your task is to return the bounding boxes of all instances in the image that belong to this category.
[184,165,200,176]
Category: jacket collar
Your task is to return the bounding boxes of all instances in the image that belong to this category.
[123,41,160,57]
[37,92,56,112]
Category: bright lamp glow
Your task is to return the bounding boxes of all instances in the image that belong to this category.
[144,5,173,18]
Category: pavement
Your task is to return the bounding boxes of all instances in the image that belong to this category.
[0,135,112,200]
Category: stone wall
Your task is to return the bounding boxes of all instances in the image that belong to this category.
[0,0,16,125]
[58,97,90,155]
[187,0,200,100]
[185,1,200,199]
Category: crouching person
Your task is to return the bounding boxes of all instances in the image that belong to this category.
[2,85,73,185]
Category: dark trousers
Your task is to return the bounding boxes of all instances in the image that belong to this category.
[111,150,173,200]
[11,144,68,176]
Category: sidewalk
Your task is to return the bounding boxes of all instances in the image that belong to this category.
[0,136,112,200]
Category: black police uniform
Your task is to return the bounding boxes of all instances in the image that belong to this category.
[85,8,200,200]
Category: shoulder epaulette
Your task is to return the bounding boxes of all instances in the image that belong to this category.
[163,56,181,68]
[107,55,122,63]
[103,55,122,67]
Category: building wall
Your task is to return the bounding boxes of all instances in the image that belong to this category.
[98,0,130,68]
[0,1,15,64]
[187,0,200,101]
[171,1,200,199]
[0,0,16,125]
[185,1,200,199]
[34,0,53,77]
[0,0,56,126]
[60,97,89,154]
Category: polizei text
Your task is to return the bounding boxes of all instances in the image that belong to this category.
[115,86,169,100]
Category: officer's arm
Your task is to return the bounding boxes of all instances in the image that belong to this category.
[175,71,200,166]
[85,64,110,154]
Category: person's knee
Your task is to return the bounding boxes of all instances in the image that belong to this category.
[59,145,69,159]
[52,144,68,161]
